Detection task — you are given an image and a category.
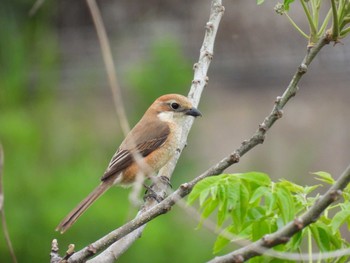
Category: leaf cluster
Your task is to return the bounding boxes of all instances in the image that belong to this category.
[188,171,350,262]
[258,0,350,45]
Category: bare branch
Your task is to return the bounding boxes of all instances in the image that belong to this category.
[208,164,350,263]
[70,1,225,262]
[86,0,130,136]
[28,0,46,16]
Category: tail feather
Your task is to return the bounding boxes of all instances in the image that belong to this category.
[56,182,111,233]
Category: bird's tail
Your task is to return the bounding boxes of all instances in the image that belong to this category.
[56,182,111,233]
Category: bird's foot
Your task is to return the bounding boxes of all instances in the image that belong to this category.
[143,184,163,203]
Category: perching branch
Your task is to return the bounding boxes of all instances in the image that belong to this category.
[86,0,225,262]
[208,164,350,263]
[50,1,225,263]
[60,30,332,263]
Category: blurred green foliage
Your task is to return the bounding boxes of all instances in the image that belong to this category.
[0,0,58,109]
[0,2,211,262]
[126,38,191,115]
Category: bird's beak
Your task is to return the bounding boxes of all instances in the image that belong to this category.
[185,107,202,117]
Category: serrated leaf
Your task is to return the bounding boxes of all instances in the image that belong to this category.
[226,181,240,209]
[278,179,304,193]
[265,191,276,215]
[252,219,270,241]
[213,225,235,254]
[303,184,321,194]
[217,183,226,204]
[236,172,271,187]
[287,230,303,251]
[201,197,219,220]
[187,176,220,204]
[217,190,228,226]
[231,183,249,229]
[210,183,218,200]
[275,186,295,224]
[332,208,350,234]
[310,222,342,252]
[199,188,210,206]
[248,207,266,221]
[310,224,330,251]
[313,171,335,185]
[250,186,269,204]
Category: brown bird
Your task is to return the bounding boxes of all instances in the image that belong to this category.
[56,94,202,233]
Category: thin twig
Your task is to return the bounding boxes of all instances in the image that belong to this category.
[28,0,46,16]
[0,145,18,263]
[86,0,130,136]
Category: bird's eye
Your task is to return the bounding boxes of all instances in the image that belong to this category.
[170,102,180,110]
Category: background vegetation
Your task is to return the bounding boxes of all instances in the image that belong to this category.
[1,0,350,262]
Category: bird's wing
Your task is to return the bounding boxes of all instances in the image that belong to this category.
[101,120,170,181]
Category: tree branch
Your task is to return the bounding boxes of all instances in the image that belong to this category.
[61,1,225,262]
[63,31,331,263]
[86,0,131,136]
[207,164,350,263]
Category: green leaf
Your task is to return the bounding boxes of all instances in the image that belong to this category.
[236,172,271,187]
[278,179,304,193]
[283,0,295,11]
[310,221,345,252]
[226,181,240,209]
[252,219,271,241]
[287,230,304,251]
[231,183,249,229]
[217,198,228,227]
[213,225,235,254]
[310,224,331,251]
[275,185,295,224]
[210,183,218,200]
[248,207,266,221]
[332,208,350,234]
[187,176,220,204]
[201,197,219,219]
[265,191,276,215]
[303,184,321,194]
[256,0,265,5]
[313,171,335,185]
[199,188,210,206]
[250,186,269,204]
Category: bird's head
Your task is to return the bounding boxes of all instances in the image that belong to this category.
[150,94,202,123]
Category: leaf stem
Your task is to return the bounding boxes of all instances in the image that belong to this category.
[300,0,319,44]
[307,228,312,263]
[285,12,309,39]
[318,8,332,37]
[310,0,319,29]
[340,26,350,37]
[331,0,340,40]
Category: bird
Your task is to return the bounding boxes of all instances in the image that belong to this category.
[56,93,202,233]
